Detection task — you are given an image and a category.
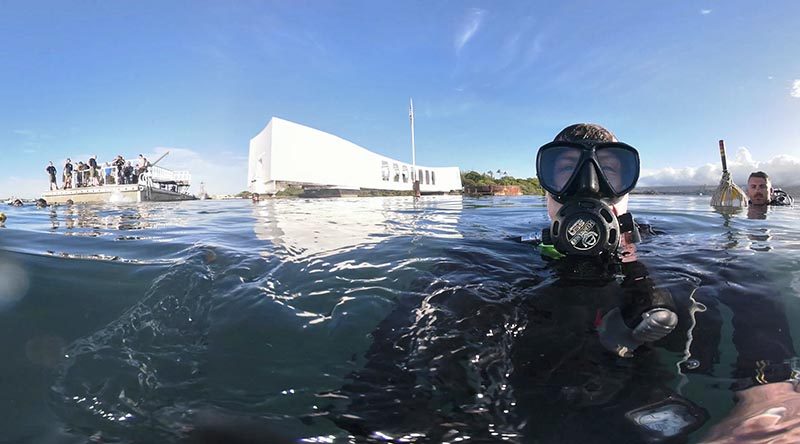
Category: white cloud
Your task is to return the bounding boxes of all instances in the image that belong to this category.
[700,9,712,15]
[455,8,485,54]
[791,79,800,98]
[640,147,800,187]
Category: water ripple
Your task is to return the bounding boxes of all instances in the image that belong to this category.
[1,196,799,443]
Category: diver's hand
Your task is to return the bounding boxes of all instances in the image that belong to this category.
[699,382,800,443]
[598,307,677,358]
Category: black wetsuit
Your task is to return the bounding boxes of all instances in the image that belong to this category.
[46,165,56,183]
[769,189,794,206]
[747,190,794,207]
[332,247,690,443]
[332,233,797,443]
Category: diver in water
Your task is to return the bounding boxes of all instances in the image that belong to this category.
[332,124,693,443]
[332,124,800,444]
[507,123,704,443]
[747,171,793,206]
[524,125,800,443]
[523,124,800,443]
[746,171,793,219]
[534,123,679,356]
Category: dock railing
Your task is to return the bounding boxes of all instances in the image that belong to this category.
[57,163,191,192]
[145,165,191,185]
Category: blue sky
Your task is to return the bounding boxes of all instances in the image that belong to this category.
[2,0,800,198]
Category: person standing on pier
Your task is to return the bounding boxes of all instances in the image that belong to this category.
[46,161,58,190]
[114,155,125,184]
[76,162,86,187]
[136,154,150,177]
[123,161,134,185]
[63,158,73,189]
[88,155,99,186]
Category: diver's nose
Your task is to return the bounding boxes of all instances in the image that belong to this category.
[575,162,601,196]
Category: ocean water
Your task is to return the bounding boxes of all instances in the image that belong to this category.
[1,195,799,443]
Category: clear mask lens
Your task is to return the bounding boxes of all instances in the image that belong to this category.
[537,143,639,197]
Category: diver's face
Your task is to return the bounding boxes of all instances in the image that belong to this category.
[747,177,771,205]
[549,148,626,194]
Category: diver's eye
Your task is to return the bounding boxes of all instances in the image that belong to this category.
[597,157,621,173]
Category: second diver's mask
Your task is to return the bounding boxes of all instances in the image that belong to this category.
[537,140,641,257]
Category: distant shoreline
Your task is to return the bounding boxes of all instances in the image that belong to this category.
[634,185,800,196]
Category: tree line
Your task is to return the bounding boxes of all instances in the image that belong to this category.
[461,170,544,195]
[234,171,544,198]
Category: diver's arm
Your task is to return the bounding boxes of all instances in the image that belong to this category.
[619,260,676,328]
[699,382,800,443]
[699,285,800,441]
[598,260,678,358]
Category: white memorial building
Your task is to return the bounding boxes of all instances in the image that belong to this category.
[247,117,462,195]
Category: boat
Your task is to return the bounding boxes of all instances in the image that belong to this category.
[42,151,197,204]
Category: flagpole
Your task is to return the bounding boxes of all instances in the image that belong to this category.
[409,98,420,196]
[409,98,416,174]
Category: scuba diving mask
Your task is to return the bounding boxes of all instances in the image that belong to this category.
[537,141,641,257]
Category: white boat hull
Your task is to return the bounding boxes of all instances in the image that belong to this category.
[42,184,197,204]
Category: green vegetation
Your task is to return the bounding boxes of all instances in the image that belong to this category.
[235,172,544,199]
[358,189,415,197]
[275,185,304,197]
[234,186,304,198]
[461,170,544,195]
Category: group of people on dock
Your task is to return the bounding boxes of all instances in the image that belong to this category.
[46,154,150,190]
